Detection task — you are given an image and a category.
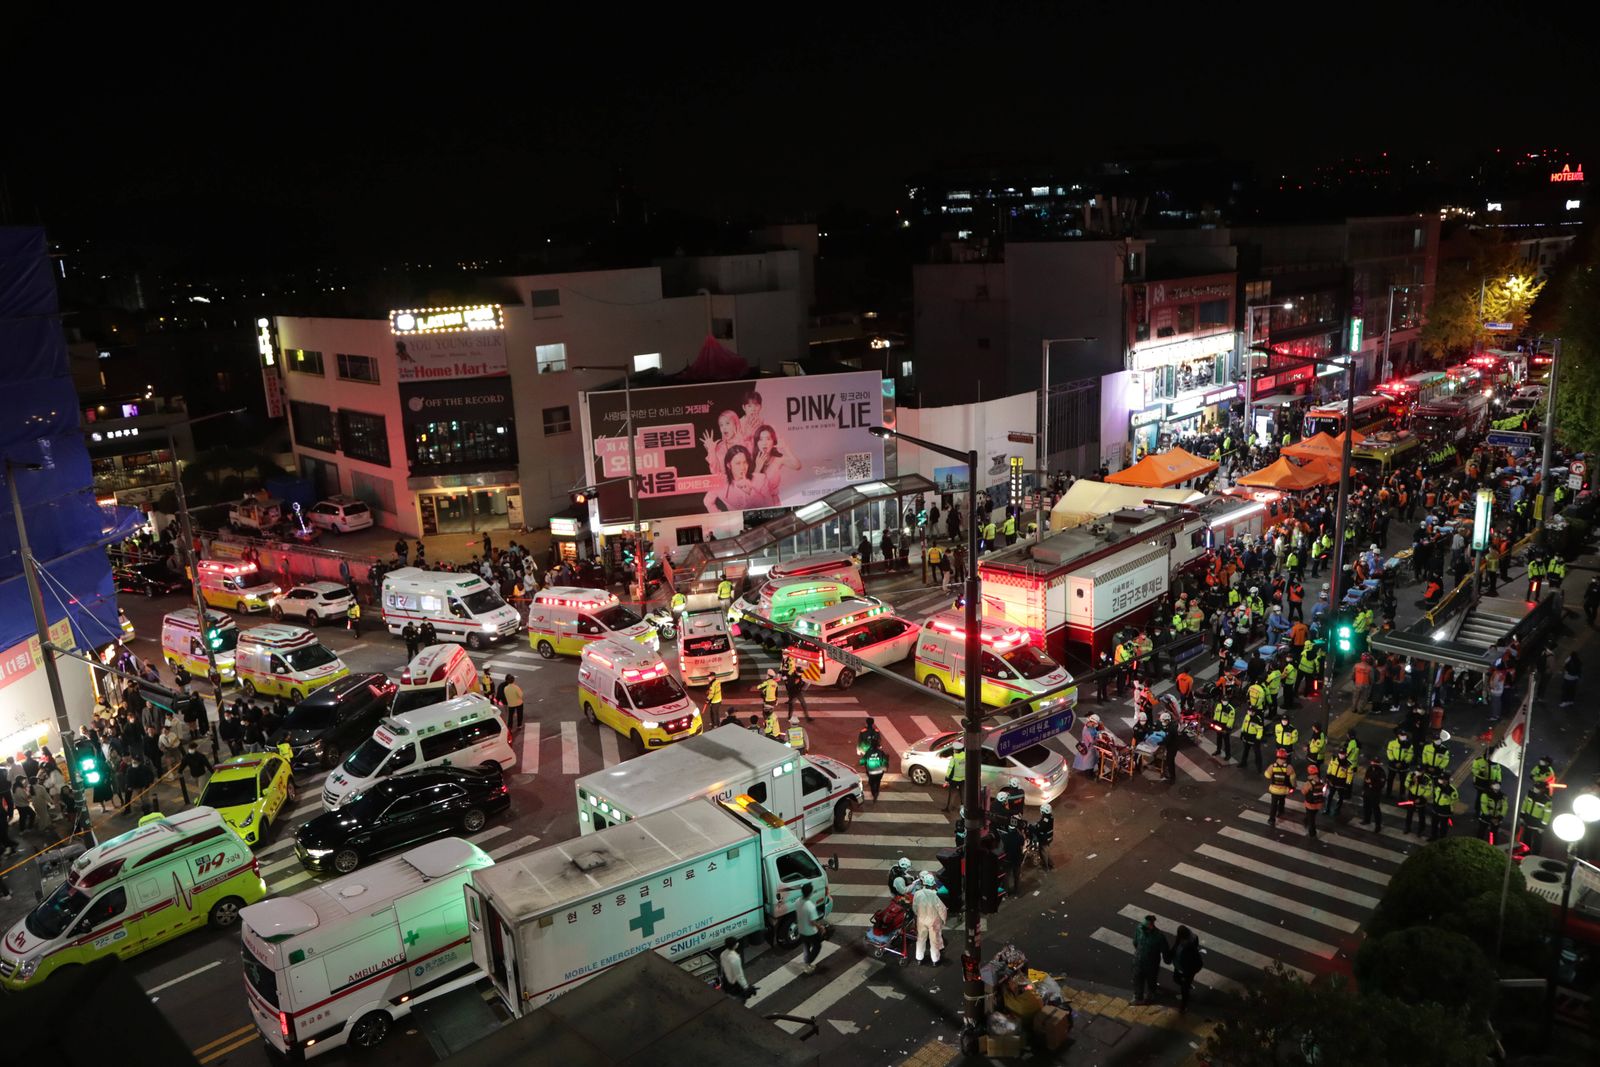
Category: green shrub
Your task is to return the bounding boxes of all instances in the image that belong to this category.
[1354,927,1496,1016]
[1370,837,1545,959]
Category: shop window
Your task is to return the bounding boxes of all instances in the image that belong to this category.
[542,406,572,436]
[1176,305,1196,334]
[408,419,518,472]
[676,526,704,547]
[536,343,567,374]
[338,409,390,465]
[531,288,561,308]
[289,400,336,453]
[288,349,325,375]
[336,353,380,384]
[1198,299,1229,328]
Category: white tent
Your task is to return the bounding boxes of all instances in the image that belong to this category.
[1048,479,1205,529]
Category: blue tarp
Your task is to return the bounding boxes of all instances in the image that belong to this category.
[0,227,122,653]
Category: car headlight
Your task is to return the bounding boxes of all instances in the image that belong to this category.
[240,811,255,827]
[482,622,495,631]
[303,847,333,858]
[15,958,38,979]
[640,721,660,730]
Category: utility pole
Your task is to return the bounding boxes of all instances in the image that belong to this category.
[1323,357,1357,725]
[1536,338,1562,527]
[575,366,649,611]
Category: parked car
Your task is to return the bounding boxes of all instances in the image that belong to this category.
[307,496,375,533]
[293,765,510,873]
[114,560,190,599]
[270,581,355,625]
[899,731,1069,805]
[270,671,396,769]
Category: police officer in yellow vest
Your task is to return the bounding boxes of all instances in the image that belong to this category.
[717,575,735,609]
[756,670,780,714]
[705,676,724,728]
[1281,658,1299,710]
[671,590,688,615]
[1429,771,1458,840]
[1210,695,1236,760]
[1520,781,1553,855]
[1548,555,1567,589]
[1421,736,1450,773]
[1298,641,1321,697]
[942,748,966,812]
[1307,723,1326,764]
[1238,708,1265,770]
[1385,731,1415,799]
[1403,767,1432,836]
[1325,751,1355,816]
[1470,748,1503,799]
[983,519,998,552]
[786,717,809,754]
[1476,781,1508,841]
[1264,665,1282,713]
[1113,641,1134,695]
[1274,714,1299,756]
[1002,513,1016,545]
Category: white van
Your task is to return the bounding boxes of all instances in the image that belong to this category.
[789,600,919,688]
[913,609,1078,713]
[240,837,493,1059]
[675,610,738,686]
[379,568,521,650]
[766,552,865,595]
[236,623,350,702]
[392,644,481,716]
[197,559,280,614]
[0,807,266,990]
[161,607,240,682]
[321,694,515,809]
[526,586,658,659]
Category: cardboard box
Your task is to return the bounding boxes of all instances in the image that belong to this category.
[1037,1005,1073,1050]
[981,1034,1025,1057]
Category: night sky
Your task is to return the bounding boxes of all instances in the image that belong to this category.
[3,5,1584,263]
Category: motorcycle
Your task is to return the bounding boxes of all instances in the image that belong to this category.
[645,606,677,641]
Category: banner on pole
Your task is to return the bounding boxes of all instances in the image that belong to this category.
[1496,685,1533,777]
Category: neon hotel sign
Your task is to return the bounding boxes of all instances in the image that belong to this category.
[1550,165,1584,183]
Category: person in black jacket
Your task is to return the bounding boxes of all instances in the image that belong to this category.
[126,754,157,816]
[180,742,213,789]
[218,710,243,757]
[1166,925,1204,1012]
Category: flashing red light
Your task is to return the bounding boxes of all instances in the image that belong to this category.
[539,593,617,608]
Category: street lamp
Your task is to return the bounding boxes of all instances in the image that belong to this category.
[868,424,985,1040]
[574,364,648,611]
[1546,794,1600,1037]
[1038,337,1096,540]
[1379,282,1428,384]
[1242,301,1294,452]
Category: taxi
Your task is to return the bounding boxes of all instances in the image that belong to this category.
[197,745,298,847]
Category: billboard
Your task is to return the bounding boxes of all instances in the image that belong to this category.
[582,371,886,523]
[389,304,507,383]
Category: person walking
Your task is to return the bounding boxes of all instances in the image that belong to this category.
[1131,915,1168,1005]
[704,676,724,728]
[784,666,811,722]
[912,871,948,966]
[402,621,420,661]
[1167,925,1204,1013]
[756,670,780,719]
[943,746,966,812]
[862,741,887,801]
[180,741,213,795]
[501,674,525,729]
[1302,764,1327,838]
[718,936,753,1001]
[126,754,157,817]
[795,882,824,975]
[346,598,362,635]
[1265,749,1297,827]
[1361,758,1387,831]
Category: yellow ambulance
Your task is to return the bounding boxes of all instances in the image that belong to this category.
[577,638,701,754]
[197,559,280,614]
[161,607,239,682]
[913,609,1077,712]
[526,587,658,659]
[235,623,350,702]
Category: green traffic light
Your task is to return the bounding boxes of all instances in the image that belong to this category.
[77,754,102,787]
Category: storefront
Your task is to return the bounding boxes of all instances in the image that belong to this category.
[548,507,591,564]
[1125,278,1240,455]
[411,474,522,535]
[1246,362,1320,444]
[0,620,98,760]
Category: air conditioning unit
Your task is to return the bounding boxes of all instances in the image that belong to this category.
[1522,855,1570,906]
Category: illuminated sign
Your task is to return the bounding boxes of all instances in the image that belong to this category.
[1010,456,1025,505]
[1130,405,1164,428]
[1472,489,1493,552]
[1550,164,1584,183]
[1566,199,1582,211]
[1349,317,1364,353]
[256,317,276,366]
[390,304,504,335]
[1486,201,1503,211]
[550,517,582,537]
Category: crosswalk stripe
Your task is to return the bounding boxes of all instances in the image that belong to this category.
[1143,883,1339,958]
[746,942,842,1008]
[1115,905,1313,981]
[875,719,915,762]
[1217,827,1392,886]
[830,856,931,870]
[283,798,322,820]
[273,870,314,894]
[256,834,300,859]
[561,723,580,775]
[864,793,933,803]
[1258,791,1410,823]
[520,723,541,776]
[471,825,514,848]
[821,912,878,928]
[1169,863,1361,933]
[812,833,951,849]
[487,835,541,860]
[1238,810,1414,862]
[851,811,949,825]
[911,715,942,739]
[827,883,896,897]
[600,728,621,768]
[259,854,302,878]
[1089,928,1243,993]
[1175,751,1215,782]
[1194,844,1382,909]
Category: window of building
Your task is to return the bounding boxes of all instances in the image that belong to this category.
[337,410,390,465]
[542,406,572,435]
[536,343,567,374]
[711,318,734,340]
[530,288,561,308]
[288,349,325,375]
[336,353,380,384]
[632,353,661,373]
[351,469,396,515]
[1198,299,1229,328]
[289,400,336,453]
[408,419,517,472]
[1176,305,1197,334]
[900,360,914,377]
[215,371,232,391]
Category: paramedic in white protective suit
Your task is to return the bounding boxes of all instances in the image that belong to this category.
[913,871,948,965]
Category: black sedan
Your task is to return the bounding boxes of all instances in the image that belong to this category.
[115,560,190,598]
[293,765,510,873]
[269,672,394,769]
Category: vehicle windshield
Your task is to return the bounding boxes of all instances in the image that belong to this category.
[593,605,643,630]
[200,776,258,809]
[25,880,90,939]
[1305,416,1343,438]
[1413,415,1456,439]
[343,737,394,778]
[460,588,507,615]
[683,634,730,656]
[391,687,445,715]
[282,703,336,730]
[241,943,280,1009]
[1000,644,1061,679]
[343,502,369,515]
[627,674,687,709]
[283,644,338,671]
[1008,744,1056,772]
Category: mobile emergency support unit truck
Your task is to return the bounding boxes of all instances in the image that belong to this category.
[380,568,521,650]
[239,838,493,1059]
[161,607,239,681]
[198,559,280,614]
[0,807,266,990]
[914,609,1077,712]
[577,638,701,753]
[525,586,658,659]
[235,623,349,702]
[574,725,862,839]
[467,797,832,1016]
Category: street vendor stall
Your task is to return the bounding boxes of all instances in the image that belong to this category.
[1105,447,1219,489]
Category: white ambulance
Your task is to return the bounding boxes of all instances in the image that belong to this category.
[913,609,1078,713]
[577,638,700,754]
[321,694,515,809]
[789,600,918,688]
[526,586,658,659]
[379,568,521,650]
[392,644,481,716]
[239,837,493,1058]
[675,609,738,686]
[235,623,350,702]
[160,607,239,682]
[765,552,865,595]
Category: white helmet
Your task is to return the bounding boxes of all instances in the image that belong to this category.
[1007,777,1022,791]
[1085,713,1103,727]
[1224,638,1235,649]
[1369,544,1378,552]
[1270,605,1281,613]
[1250,586,1260,595]
[921,871,937,887]
[1039,803,1052,816]
[896,857,911,871]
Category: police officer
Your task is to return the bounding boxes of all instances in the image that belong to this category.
[717,573,735,611]
[1264,660,1283,714]
[671,589,688,616]
[1520,780,1553,856]
[1274,713,1299,758]
[1403,766,1432,836]
[1095,649,1114,703]
[1361,758,1387,831]
[1470,747,1504,800]
[862,740,888,801]
[1430,770,1459,840]
[704,675,724,728]
[1326,751,1355,817]
[786,717,809,754]
[346,598,361,635]
[1265,748,1297,827]
[1238,706,1265,770]
[1421,735,1450,774]
[756,670,780,715]
[1281,656,1299,710]
[1298,640,1322,697]
[1210,693,1236,760]
[1477,780,1508,842]
[1386,730,1415,799]
[943,747,966,812]
[1307,723,1327,765]
[402,620,420,660]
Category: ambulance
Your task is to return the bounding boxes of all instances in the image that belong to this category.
[321,694,515,809]
[731,577,862,640]
[379,568,521,650]
[239,837,493,1058]
[392,643,481,715]
[577,638,701,754]
[765,552,865,595]
[525,586,658,659]
[197,559,280,614]
[789,600,918,688]
[0,807,266,990]
[161,607,239,682]
[235,623,350,702]
[914,609,1078,712]
[675,609,738,686]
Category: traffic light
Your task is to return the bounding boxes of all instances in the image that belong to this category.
[205,623,226,650]
[74,737,103,788]
[1335,622,1354,655]
[572,490,590,505]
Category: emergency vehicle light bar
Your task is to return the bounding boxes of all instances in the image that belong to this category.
[199,560,258,575]
[538,594,618,608]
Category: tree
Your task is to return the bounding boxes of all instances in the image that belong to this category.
[1550,230,1600,454]
[1421,233,1534,359]
[1369,837,1546,959]
[1479,272,1545,333]
[1354,926,1497,1017]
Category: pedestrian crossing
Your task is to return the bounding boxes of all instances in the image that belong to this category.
[1083,791,1416,996]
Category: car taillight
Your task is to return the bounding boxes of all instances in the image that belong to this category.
[1029,776,1046,787]
[251,857,262,877]
[279,1010,293,1042]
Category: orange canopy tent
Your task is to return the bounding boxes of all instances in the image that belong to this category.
[1105,447,1219,489]
[1282,430,1365,460]
[1298,455,1356,486]
[1236,456,1324,491]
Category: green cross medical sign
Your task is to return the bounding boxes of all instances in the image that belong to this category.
[404,929,421,947]
[629,901,666,939]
